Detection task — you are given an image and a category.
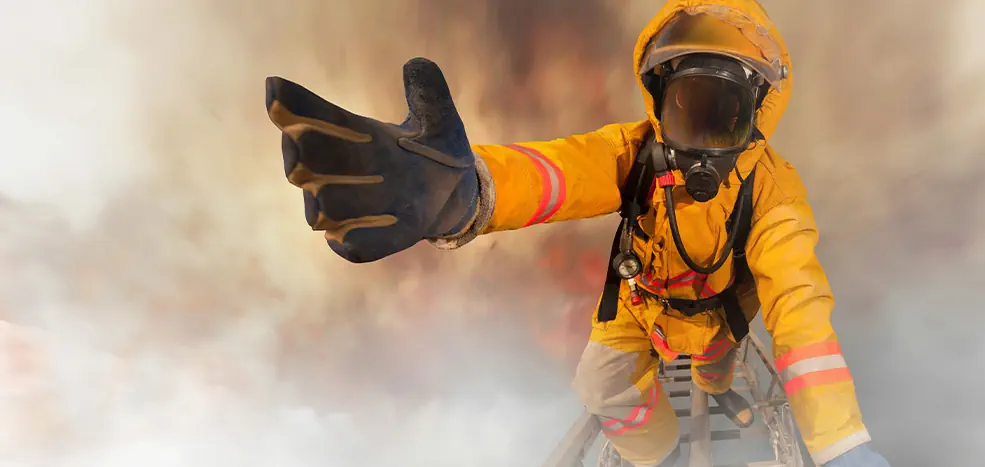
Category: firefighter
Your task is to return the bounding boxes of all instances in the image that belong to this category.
[264,1,890,466]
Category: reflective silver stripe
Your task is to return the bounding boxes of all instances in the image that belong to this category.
[779,354,847,382]
[510,144,562,224]
[600,386,658,434]
[810,428,872,465]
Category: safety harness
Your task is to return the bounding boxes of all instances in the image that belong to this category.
[596,132,757,342]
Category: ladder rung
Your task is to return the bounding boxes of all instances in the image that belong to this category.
[714,462,786,467]
[674,405,727,418]
[669,389,691,398]
[679,426,770,443]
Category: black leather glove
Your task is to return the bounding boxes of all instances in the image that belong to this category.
[265,58,479,263]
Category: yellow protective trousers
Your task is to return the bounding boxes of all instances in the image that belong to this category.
[572,283,739,466]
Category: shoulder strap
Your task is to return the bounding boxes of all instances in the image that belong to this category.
[619,130,663,219]
[598,131,661,322]
[720,167,757,341]
[729,168,757,260]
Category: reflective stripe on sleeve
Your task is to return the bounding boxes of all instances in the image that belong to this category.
[775,341,853,396]
[505,144,567,226]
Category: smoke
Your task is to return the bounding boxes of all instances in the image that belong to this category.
[0,0,981,466]
[0,0,635,466]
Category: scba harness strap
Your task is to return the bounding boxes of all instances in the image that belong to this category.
[596,133,757,342]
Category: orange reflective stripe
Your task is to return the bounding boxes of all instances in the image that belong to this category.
[775,341,842,372]
[506,144,567,226]
[641,270,715,293]
[776,342,854,396]
[783,367,853,396]
[667,270,693,282]
[650,330,680,361]
[699,281,716,298]
[638,275,665,295]
[669,271,706,288]
[691,338,732,361]
[600,385,659,435]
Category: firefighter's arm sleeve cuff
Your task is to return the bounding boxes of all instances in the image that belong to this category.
[427,154,496,250]
[814,429,872,466]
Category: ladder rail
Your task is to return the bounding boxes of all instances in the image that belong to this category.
[539,332,805,467]
[737,334,805,467]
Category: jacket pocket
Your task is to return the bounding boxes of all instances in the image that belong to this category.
[653,309,722,357]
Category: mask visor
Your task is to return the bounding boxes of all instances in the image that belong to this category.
[660,74,755,154]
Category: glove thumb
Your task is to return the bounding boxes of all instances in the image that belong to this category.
[402,58,464,137]
[399,57,473,168]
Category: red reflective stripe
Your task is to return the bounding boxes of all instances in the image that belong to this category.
[604,415,651,435]
[650,332,680,361]
[775,341,843,372]
[692,338,731,361]
[665,271,708,289]
[601,386,659,435]
[522,145,567,221]
[506,144,566,227]
[669,277,701,288]
[699,284,715,298]
[667,270,694,282]
[697,371,725,379]
[657,172,675,187]
[637,280,664,295]
[507,144,552,227]
[783,367,853,396]
[600,388,655,428]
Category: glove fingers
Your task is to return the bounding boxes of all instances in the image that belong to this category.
[281,128,383,175]
[303,184,403,242]
[303,189,405,263]
[327,219,420,264]
[304,181,430,263]
[266,76,375,144]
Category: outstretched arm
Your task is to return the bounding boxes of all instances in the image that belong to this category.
[266,57,652,262]
[431,120,651,249]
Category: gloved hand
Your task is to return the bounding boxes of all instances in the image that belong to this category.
[265,58,479,263]
[823,443,890,467]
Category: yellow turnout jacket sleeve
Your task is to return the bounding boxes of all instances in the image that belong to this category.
[471,120,651,233]
[746,148,870,465]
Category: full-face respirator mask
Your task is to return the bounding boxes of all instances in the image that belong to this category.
[651,53,765,202]
[610,54,769,286]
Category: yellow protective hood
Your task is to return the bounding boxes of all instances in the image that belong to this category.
[633,0,793,166]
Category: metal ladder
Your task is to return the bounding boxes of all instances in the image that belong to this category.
[540,332,804,467]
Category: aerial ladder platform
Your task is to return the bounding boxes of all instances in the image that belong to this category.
[541,332,805,467]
